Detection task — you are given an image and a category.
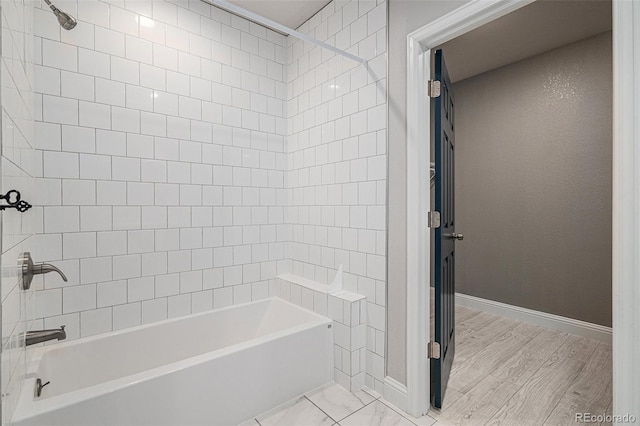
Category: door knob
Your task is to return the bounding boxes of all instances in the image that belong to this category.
[444,233,464,240]
[19,252,68,290]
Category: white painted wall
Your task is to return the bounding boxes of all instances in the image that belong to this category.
[612,0,640,420]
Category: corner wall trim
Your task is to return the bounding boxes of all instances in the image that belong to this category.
[383,376,409,411]
[455,293,612,344]
[612,0,640,417]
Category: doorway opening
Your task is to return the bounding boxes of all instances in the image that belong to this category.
[430,0,613,418]
[429,1,613,420]
[403,0,630,420]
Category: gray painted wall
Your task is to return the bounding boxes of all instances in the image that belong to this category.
[387,0,471,386]
[454,31,612,327]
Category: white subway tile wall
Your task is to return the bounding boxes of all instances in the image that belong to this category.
[32,0,288,340]
[277,276,368,392]
[28,0,389,399]
[285,0,388,392]
[1,0,37,421]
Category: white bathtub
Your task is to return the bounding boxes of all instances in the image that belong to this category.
[12,298,333,426]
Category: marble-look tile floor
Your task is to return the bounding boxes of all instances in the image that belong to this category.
[238,383,438,426]
[239,304,611,426]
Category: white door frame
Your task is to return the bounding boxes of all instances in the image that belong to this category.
[405,0,640,419]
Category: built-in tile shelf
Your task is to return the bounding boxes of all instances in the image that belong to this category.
[278,273,335,294]
[277,272,365,303]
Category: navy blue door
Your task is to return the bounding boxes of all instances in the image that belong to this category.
[432,49,457,409]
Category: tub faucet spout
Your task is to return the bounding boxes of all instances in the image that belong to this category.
[24,326,66,346]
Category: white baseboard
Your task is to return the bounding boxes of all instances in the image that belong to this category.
[454,292,612,344]
[383,377,408,411]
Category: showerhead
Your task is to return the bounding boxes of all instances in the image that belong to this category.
[43,0,77,30]
[52,7,77,30]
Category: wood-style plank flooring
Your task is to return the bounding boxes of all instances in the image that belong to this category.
[429,304,612,426]
[241,303,612,426]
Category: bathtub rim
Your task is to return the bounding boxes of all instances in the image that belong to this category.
[13,297,332,423]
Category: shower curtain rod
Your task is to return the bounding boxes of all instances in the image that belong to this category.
[201,0,367,64]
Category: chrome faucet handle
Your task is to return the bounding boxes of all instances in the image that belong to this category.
[19,252,68,290]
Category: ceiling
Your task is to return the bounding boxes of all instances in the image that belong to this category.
[437,0,612,83]
[226,0,330,31]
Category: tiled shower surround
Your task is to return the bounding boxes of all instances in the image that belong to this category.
[1,0,36,421]
[284,0,387,392]
[32,0,388,395]
[33,0,289,337]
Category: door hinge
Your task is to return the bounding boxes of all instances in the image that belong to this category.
[427,211,441,229]
[428,80,441,98]
[428,341,441,359]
